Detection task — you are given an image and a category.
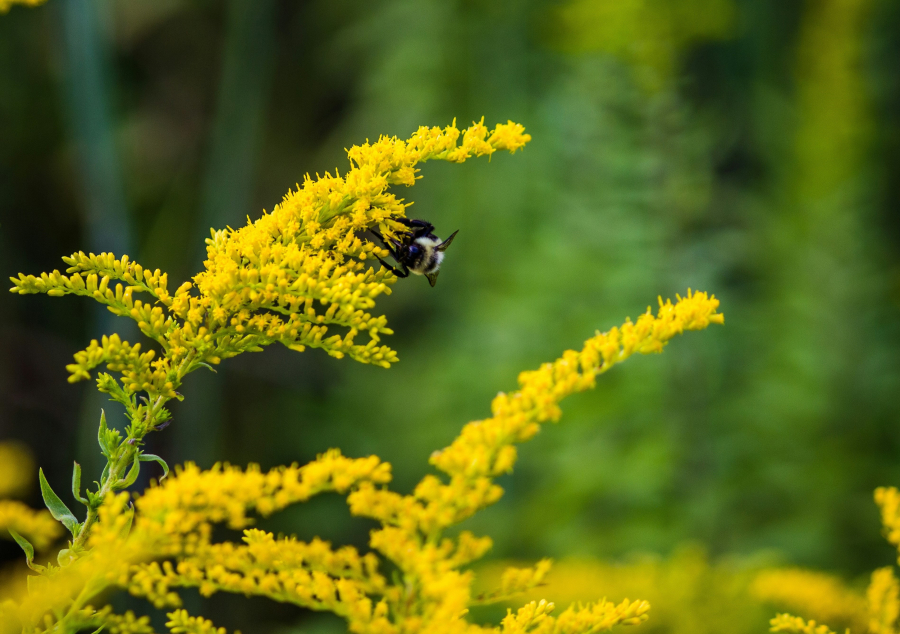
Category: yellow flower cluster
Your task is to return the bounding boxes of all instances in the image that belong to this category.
[166,610,234,634]
[868,568,900,634]
[10,119,530,416]
[751,568,867,632]
[498,599,649,634]
[4,290,722,634]
[0,501,62,551]
[0,0,45,13]
[877,487,900,550]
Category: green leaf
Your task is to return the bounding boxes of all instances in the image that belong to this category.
[8,528,33,563]
[9,528,44,572]
[86,490,101,510]
[138,453,169,481]
[39,468,80,536]
[72,462,88,505]
[119,454,141,489]
[98,409,110,457]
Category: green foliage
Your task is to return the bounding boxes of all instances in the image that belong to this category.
[38,468,78,537]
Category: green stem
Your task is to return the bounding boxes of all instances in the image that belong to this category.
[72,395,169,552]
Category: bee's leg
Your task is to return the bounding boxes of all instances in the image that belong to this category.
[376,257,409,278]
[371,228,404,262]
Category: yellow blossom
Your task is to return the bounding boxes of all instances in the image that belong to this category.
[877,487,900,553]
[10,118,530,425]
[868,567,900,634]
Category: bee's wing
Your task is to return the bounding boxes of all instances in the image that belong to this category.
[426,271,439,287]
[437,230,459,252]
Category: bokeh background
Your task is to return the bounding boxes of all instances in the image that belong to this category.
[2,0,900,631]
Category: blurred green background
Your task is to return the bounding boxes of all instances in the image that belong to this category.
[2,0,900,630]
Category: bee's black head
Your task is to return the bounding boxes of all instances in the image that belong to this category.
[401,243,426,269]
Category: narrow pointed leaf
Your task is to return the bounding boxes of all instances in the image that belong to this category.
[72,462,87,505]
[7,528,34,563]
[98,409,110,457]
[120,454,141,488]
[39,468,79,536]
[138,453,169,481]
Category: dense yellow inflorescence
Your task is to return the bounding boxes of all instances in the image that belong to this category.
[10,119,530,423]
[868,567,900,634]
[2,290,723,634]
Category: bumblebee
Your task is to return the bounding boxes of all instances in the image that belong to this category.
[372,218,458,287]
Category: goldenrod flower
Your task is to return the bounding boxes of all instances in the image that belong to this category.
[499,598,650,634]
[869,567,900,634]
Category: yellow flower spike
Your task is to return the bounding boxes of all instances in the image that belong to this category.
[11,119,530,462]
[770,614,838,634]
[877,487,900,554]
[869,567,900,634]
